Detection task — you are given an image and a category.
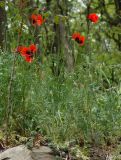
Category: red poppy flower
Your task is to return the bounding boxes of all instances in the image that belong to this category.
[87,13,99,23]
[20,47,34,63]
[17,44,37,63]
[31,14,45,26]
[72,33,85,46]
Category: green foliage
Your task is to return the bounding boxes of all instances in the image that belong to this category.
[0,0,121,148]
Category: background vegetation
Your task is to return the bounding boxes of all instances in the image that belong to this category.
[0,0,121,149]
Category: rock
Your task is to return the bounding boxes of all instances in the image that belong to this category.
[31,146,55,160]
[0,145,32,160]
[32,146,53,154]
[0,145,55,160]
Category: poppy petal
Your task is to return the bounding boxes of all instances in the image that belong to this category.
[25,56,33,63]
[29,44,37,53]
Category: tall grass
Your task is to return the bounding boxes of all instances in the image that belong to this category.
[0,50,121,146]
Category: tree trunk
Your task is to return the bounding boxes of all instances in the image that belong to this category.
[51,0,74,75]
[99,0,121,51]
[114,0,121,51]
[0,0,6,50]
